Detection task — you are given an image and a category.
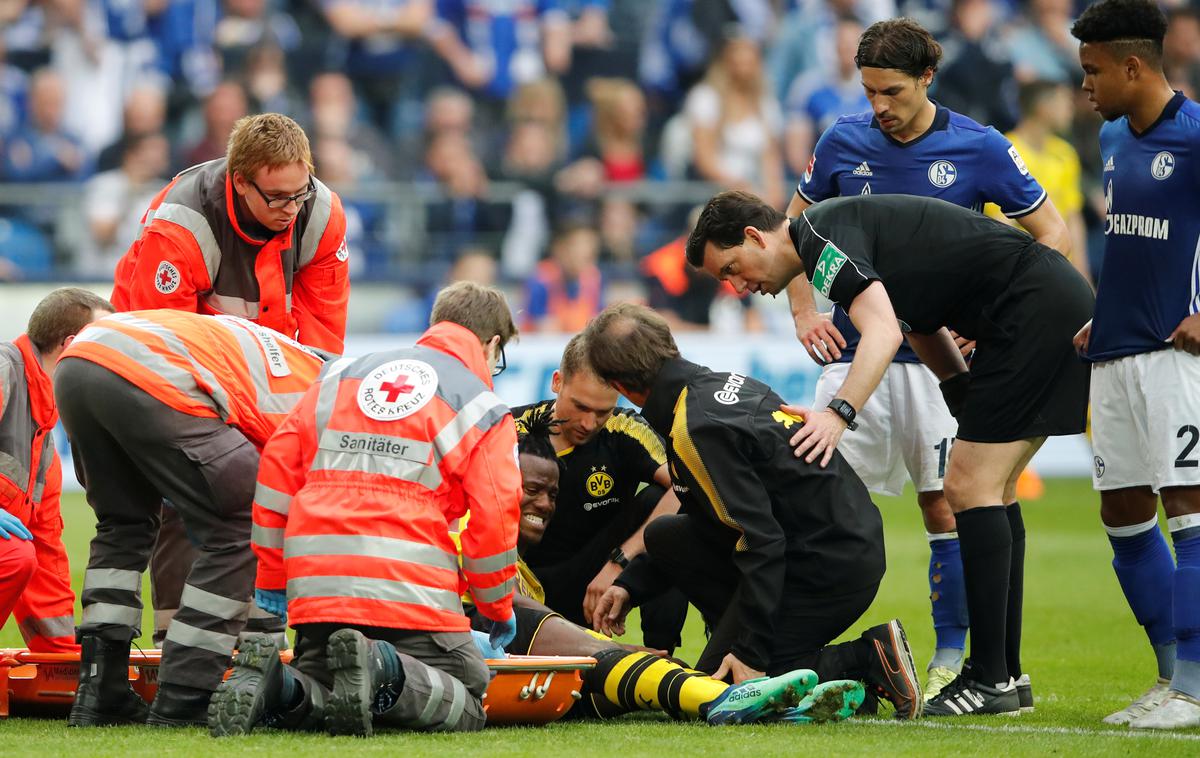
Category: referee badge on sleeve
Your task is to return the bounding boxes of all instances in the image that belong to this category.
[811,242,849,298]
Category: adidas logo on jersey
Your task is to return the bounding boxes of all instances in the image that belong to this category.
[852,162,873,176]
[1104,155,1114,172]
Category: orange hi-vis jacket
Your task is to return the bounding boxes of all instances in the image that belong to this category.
[0,335,76,651]
[61,310,324,449]
[251,321,521,631]
[109,158,350,354]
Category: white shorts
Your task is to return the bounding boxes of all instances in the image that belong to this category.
[813,361,958,497]
[1091,349,1200,492]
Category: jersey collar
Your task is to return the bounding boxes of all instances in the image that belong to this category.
[871,103,950,149]
[642,357,703,439]
[1127,90,1186,140]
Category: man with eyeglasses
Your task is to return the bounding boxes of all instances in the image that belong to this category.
[110,112,350,355]
[106,112,351,660]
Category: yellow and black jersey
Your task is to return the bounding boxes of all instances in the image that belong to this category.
[514,400,666,568]
[621,357,885,670]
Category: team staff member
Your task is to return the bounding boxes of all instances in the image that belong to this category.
[56,310,325,727]
[687,191,1093,716]
[784,17,1070,702]
[110,112,349,354]
[216,282,521,737]
[110,112,349,646]
[514,334,686,651]
[1072,0,1200,730]
[0,289,112,653]
[584,303,922,720]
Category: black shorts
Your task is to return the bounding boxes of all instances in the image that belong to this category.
[958,246,1094,443]
[465,605,561,656]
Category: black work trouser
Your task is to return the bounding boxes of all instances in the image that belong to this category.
[56,358,259,695]
[643,514,878,680]
[531,484,688,652]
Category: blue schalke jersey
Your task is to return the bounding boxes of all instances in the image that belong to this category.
[798,105,1047,362]
[1087,92,1200,362]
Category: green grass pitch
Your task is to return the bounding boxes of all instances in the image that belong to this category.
[3,479,1199,755]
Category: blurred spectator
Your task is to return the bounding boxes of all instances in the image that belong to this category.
[767,0,860,105]
[1,68,89,182]
[397,85,475,176]
[523,221,603,332]
[989,80,1090,284]
[241,42,304,119]
[96,82,167,173]
[427,0,571,111]
[638,0,709,106]
[1006,0,1079,84]
[320,0,432,134]
[146,0,221,104]
[1165,7,1200,98]
[424,131,511,261]
[0,35,29,139]
[934,0,1019,132]
[314,134,385,276]
[178,79,248,170]
[308,71,398,179]
[596,196,639,264]
[506,77,569,160]
[3,0,51,72]
[77,132,169,276]
[571,77,648,181]
[683,33,785,207]
[213,0,301,73]
[385,247,498,332]
[783,15,869,180]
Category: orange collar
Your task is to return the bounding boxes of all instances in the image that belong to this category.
[14,334,57,429]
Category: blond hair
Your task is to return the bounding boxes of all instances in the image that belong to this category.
[226,113,313,179]
[587,78,644,151]
[430,281,519,349]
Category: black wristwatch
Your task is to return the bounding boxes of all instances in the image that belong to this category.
[827,398,859,431]
[608,547,630,569]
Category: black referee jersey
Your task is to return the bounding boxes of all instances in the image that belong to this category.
[619,357,885,670]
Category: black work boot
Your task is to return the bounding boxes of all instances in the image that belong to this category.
[325,628,404,737]
[147,683,213,727]
[208,634,287,736]
[270,671,329,732]
[68,635,150,727]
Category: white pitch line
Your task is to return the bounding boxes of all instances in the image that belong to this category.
[845,718,1200,742]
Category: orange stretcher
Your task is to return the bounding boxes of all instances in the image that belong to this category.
[0,648,594,725]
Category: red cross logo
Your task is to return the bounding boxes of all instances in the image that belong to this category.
[379,375,414,402]
[158,267,173,289]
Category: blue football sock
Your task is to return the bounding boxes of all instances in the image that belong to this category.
[1107,516,1176,679]
[1170,517,1200,697]
[928,532,968,666]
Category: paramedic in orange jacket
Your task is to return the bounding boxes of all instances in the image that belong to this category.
[109,115,345,648]
[0,289,113,653]
[208,281,522,737]
[110,113,350,355]
[54,310,325,727]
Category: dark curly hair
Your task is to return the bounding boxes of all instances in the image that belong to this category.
[516,405,564,475]
[1072,0,1167,63]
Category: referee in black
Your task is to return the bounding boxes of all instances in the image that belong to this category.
[686,190,1094,716]
[585,303,922,720]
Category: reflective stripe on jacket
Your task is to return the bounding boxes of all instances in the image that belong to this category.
[60,310,324,448]
[252,321,521,631]
[109,158,350,354]
[0,336,58,525]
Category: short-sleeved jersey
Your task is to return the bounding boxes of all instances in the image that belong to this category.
[792,194,1038,339]
[1087,93,1200,362]
[513,400,666,568]
[798,106,1047,362]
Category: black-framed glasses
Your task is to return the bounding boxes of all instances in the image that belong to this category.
[249,177,317,209]
[492,343,507,377]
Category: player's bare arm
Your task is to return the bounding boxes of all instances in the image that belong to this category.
[1016,198,1072,258]
[1170,313,1200,355]
[785,194,846,364]
[1072,319,1092,356]
[784,281,901,466]
[906,329,970,381]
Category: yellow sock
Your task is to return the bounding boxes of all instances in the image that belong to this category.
[593,650,727,719]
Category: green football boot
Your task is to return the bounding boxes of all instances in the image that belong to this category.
[703,668,819,725]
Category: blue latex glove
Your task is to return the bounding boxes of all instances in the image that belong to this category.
[0,510,32,541]
[487,614,517,651]
[255,588,288,624]
[471,629,508,659]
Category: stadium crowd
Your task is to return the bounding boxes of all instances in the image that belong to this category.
[4,0,1200,333]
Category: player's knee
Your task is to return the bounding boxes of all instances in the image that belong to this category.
[1099,487,1159,527]
[0,537,37,586]
[1161,486,1200,520]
